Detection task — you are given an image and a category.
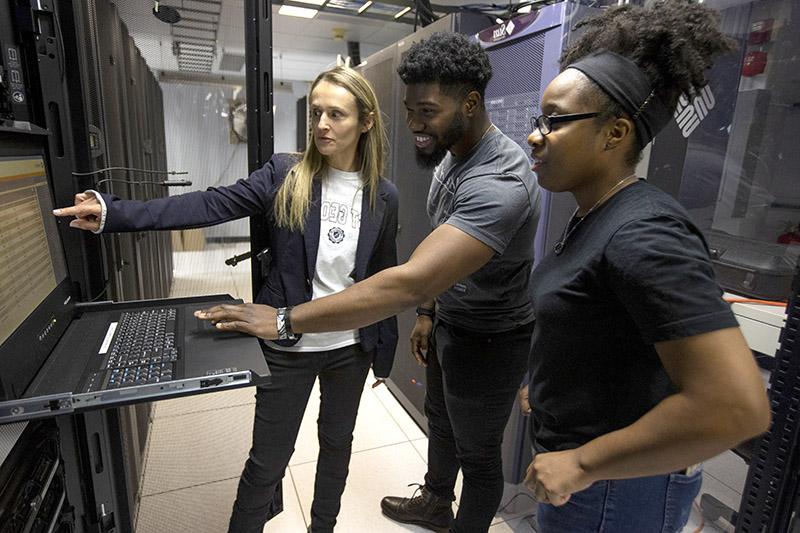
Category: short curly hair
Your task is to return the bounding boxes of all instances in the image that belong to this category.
[562,0,735,163]
[397,32,493,100]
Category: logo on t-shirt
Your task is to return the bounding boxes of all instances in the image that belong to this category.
[328,227,345,244]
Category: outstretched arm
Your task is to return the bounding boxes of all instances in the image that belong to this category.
[53,156,285,232]
[196,223,496,337]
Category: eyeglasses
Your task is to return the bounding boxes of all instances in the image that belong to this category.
[530,112,601,136]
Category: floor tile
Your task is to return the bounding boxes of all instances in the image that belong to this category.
[489,517,536,532]
[289,377,409,466]
[288,379,323,466]
[410,438,427,463]
[266,469,309,532]
[152,386,257,419]
[290,442,433,532]
[136,477,241,533]
[135,472,307,533]
[351,385,412,447]
[230,271,253,301]
[496,484,537,524]
[703,451,749,494]
[140,403,254,496]
[697,472,743,524]
[371,377,426,441]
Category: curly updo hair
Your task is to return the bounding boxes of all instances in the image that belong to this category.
[562,0,735,163]
[397,32,493,101]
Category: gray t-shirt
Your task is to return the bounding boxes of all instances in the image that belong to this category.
[427,127,541,331]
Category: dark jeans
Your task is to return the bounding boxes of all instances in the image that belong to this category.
[228,343,372,533]
[424,320,533,533]
[536,468,703,532]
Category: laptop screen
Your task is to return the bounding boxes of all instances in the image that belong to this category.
[0,153,75,399]
[0,156,69,348]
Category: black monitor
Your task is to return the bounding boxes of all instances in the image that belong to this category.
[0,152,73,401]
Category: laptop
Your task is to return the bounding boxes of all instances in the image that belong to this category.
[0,154,270,424]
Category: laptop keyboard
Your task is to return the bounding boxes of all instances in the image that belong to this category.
[85,308,179,392]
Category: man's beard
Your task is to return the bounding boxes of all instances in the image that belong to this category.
[414,112,466,169]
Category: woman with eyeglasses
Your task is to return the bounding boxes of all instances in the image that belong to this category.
[521,1,770,531]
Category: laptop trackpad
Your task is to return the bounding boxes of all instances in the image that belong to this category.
[184,306,263,377]
[193,313,241,338]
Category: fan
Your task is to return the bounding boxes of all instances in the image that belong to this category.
[229,101,247,143]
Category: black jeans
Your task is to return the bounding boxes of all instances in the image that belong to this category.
[228,343,372,533]
[424,320,532,533]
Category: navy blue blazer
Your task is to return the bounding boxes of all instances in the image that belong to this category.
[100,153,400,377]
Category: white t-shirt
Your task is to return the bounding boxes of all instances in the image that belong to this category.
[271,167,363,352]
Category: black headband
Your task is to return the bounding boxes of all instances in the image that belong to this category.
[566,49,672,149]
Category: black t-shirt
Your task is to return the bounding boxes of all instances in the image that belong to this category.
[529,180,738,452]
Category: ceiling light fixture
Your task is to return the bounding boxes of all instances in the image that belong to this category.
[278,5,319,18]
[358,1,373,14]
[290,0,326,4]
[394,6,412,19]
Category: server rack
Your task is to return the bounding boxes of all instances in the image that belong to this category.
[736,263,800,532]
[244,0,274,297]
[0,421,71,533]
[1,1,175,531]
[62,2,178,525]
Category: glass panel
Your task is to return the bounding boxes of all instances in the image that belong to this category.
[647,0,799,300]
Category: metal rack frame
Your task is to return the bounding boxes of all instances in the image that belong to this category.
[737,261,800,532]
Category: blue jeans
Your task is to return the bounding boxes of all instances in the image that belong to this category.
[424,320,533,533]
[536,468,703,533]
[228,344,372,533]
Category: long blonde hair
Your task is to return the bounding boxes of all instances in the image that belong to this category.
[274,67,388,231]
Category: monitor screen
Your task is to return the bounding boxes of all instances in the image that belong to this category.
[0,156,68,347]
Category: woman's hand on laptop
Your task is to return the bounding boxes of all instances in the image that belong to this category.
[53,192,102,232]
[194,304,278,340]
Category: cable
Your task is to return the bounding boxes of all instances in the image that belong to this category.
[89,281,110,302]
[52,5,67,80]
[206,142,244,189]
[72,166,188,176]
[93,177,192,189]
[724,297,787,307]
[496,491,537,514]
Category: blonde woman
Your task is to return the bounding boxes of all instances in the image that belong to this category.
[55,67,399,533]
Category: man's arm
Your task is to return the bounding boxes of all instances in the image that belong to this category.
[197,223,495,337]
[417,299,435,312]
[294,222,495,331]
[525,327,770,505]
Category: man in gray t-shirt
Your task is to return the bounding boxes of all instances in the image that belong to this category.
[376,34,540,532]
[429,127,540,332]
